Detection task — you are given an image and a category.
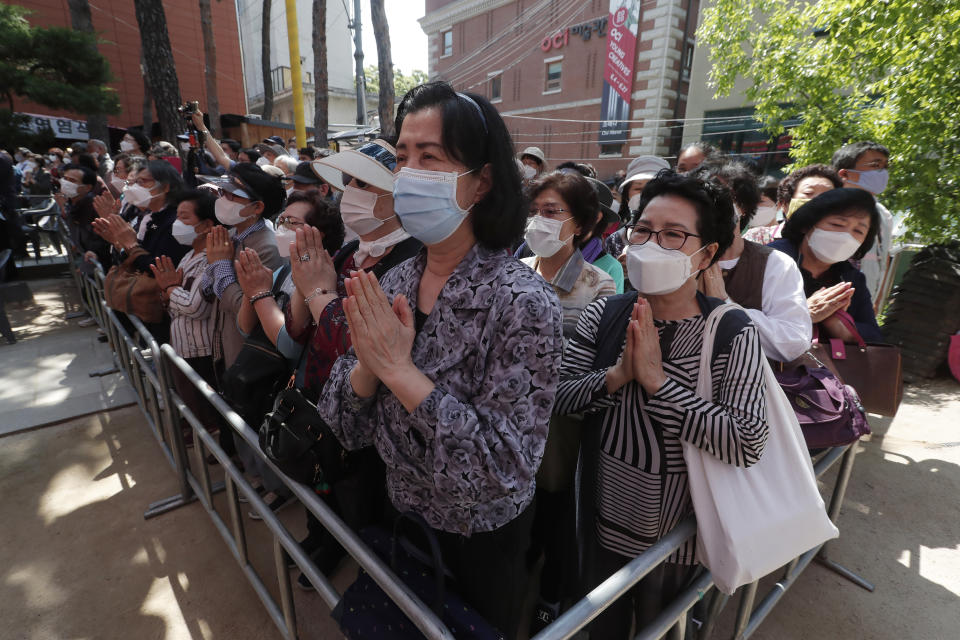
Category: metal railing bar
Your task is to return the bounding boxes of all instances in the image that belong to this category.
[162,345,455,640]
[735,544,821,640]
[531,516,698,640]
[274,536,299,639]
[635,570,714,640]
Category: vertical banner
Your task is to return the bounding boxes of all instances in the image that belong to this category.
[599,0,640,144]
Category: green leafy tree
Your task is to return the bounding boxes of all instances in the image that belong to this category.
[364,66,428,103]
[0,3,119,116]
[698,0,960,240]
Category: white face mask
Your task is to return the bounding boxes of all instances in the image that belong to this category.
[180,142,191,152]
[848,168,888,195]
[288,146,298,155]
[274,224,297,258]
[120,140,135,152]
[749,205,778,227]
[109,174,127,193]
[125,183,156,208]
[807,228,862,264]
[627,193,643,213]
[625,242,707,296]
[286,186,295,198]
[171,219,199,245]
[256,157,270,167]
[60,180,80,198]
[356,226,411,264]
[215,198,251,226]
[24,162,37,173]
[522,165,537,180]
[48,154,59,164]
[341,184,393,236]
[524,215,573,258]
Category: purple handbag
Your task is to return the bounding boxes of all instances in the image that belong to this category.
[774,365,870,449]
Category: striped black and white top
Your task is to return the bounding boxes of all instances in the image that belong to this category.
[166,249,215,359]
[555,298,768,564]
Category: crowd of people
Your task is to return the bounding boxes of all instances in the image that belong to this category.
[0,80,892,638]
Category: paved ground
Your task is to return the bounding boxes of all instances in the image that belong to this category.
[0,275,136,435]
[1,274,958,639]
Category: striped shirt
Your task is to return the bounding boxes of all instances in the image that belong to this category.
[166,249,215,359]
[555,298,768,563]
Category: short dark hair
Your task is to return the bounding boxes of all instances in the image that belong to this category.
[221,138,242,153]
[527,171,599,244]
[230,162,286,218]
[240,148,260,163]
[174,188,219,222]
[781,187,879,260]
[831,141,890,170]
[61,162,97,185]
[694,160,760,229]
[631,170,735,266]
[776,164,842,207]
[144,159,184,206]
[76,153,98,173]
[285,191,345,255]
[125,128,151,154]
[394,81,524,250]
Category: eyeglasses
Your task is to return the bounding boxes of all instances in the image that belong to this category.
[626,225,701,250]
[529,205,569,218]
[276,215,305,228]
[134,177,156,188]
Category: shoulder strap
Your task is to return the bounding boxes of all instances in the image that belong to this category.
[591,291,639,369]
[697,291,751,360]
[333,240,358,274]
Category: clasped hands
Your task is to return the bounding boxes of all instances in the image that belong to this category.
[606,298,667,396]
[91,214,137,251]
[344,269,416,394]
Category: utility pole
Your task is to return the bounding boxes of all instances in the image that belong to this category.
[285,0,306,147]
[351,0,367,126]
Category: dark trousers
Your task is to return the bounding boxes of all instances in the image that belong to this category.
[529,485,577,603]
[587,544,700,639]
[173,355,228,435]
[385,499,536,640]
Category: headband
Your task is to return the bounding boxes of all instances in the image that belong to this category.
[457,92,488,134]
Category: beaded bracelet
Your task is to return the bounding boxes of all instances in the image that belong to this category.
[248,290,273,304]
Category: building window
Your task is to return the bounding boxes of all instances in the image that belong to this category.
[599,143,623,156]
[544,58,562,93]
[489,72,502,102]
[441,30,453,57]
[681,38,695,82]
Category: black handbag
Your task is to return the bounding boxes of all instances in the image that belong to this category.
[220,266,293,426]
[258,383,356,486]
[333,511,505,640]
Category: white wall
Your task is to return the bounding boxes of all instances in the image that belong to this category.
[237,0,356,106]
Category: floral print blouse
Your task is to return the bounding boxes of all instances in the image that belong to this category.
[318,244,564,536]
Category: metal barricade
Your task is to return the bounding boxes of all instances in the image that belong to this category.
[65,241,870,640]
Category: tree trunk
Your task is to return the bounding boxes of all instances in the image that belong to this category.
[369,0,395,138]
[312,0,328,147]
[141,53,153,135]
[66,0,109,143]
[198,0,221,137]
[133,0,182,143]
[261,0,274,121]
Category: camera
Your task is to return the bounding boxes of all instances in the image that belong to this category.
[178,101,200,117]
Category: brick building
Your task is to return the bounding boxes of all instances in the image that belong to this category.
[12,0,246,141]
[420,0,701,181]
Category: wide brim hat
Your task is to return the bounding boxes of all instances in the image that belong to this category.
[518,146,546,165]
[311,139,397,193]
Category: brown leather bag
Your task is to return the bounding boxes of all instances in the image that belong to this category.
[103,247,164,323]
[789,313,903,417]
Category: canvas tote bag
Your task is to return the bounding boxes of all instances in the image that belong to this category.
[682,303,839,594]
